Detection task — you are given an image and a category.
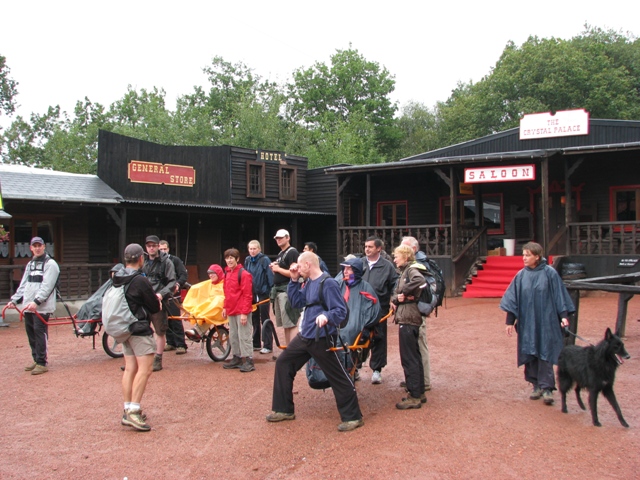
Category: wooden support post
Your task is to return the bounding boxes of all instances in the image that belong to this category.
[566,289,580,346]
[616,292,634,337]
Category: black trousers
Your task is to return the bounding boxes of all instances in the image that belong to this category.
[398,323,424,398]
[25,312,49,366]
[272,333,362,422]
[524,357,556,390]
[165,299,187,348]
[368,307,388,372]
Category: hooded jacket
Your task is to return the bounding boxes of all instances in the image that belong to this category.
[111,267,161,336]
[392,262,428,327]
[338,257,380,346]
[244,252,274,298]
[142,251,176,299]
[223,265,253,316]
[11,254,60,314]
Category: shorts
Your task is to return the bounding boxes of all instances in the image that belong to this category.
[122,335,157,357]
[273,291,298,329]
[150,310,168,336]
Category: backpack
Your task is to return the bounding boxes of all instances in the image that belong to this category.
[424,258,445,313]
[405,266,437,317]
[306,357,332,390]
[102,282,137,342]
[225,266,245,284]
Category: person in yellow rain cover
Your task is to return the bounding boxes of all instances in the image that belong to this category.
[184,264,225,341]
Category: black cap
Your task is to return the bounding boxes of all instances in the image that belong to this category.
[124,243,145,262]
[145,235,160,245]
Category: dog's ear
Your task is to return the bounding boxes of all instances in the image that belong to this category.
[605,327,612,339]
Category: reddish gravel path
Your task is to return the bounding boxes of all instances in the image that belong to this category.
[1,294,639,479]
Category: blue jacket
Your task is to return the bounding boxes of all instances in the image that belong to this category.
[244,252,274,298]
[287,275,347,339]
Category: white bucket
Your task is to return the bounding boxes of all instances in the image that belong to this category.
[503,239,516,256]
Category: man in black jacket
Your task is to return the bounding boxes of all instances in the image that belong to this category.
[159,240,188,355]
[115,243,161,432]
[142,235,176,372]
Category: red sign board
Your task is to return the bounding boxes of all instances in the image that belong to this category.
[464,164,536,184]
[128,161,196,187]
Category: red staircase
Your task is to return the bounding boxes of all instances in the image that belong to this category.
[462,256,523,298]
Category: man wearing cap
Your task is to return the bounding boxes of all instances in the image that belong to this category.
[115,243,162,431]
[7,237,60,375]
[158,240,189,355]
[142,235,176,372]
[269,229,300,346]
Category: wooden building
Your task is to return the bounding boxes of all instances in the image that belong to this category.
[325,115,640,296]
[0,131,337,301]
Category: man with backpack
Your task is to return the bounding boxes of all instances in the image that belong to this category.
[110,243,161,432]
[7,237,60,375]
[266,251,364,432]
[142,235,176,372]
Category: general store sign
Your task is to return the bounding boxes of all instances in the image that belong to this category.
[128,161,196,187]
[464,164,535,184]
[520,109,589,140]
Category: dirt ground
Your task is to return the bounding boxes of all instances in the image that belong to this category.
[1,294,639,480]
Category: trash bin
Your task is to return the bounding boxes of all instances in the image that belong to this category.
[503,239,516,256]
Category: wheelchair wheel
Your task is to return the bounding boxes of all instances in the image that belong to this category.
[102,333,124,358]
[206,325,230,362]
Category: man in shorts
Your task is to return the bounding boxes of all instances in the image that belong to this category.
[269,229,300,346]
[142,235,176,371]
[114,244,162,431]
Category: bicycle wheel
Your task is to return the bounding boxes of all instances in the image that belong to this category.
[102,332,124,358]
[206,325,230,362]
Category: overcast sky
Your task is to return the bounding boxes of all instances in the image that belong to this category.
[2,1,639,124]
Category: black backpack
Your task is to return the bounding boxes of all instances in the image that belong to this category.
[424,259,445,313]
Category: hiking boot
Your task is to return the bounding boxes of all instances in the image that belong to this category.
[164,344,176,352]
[542,389,554,405]
[420,393,427,404]
[400,381,406,388]
[175,347,187,355]
[152,354,163,372]
[223,356,242,369]
[354,369,361,381]
[266,411,295,422]
[371,370,382,384]
[253,347,261,351]
[259,348,272,354]
[24,362,37,372]
[123,409,151,431]
[337,418,364,432]
[396,396,422,410]
[240,358,255,372]
[530,385,542,400]
[121,410,147,425]
[31,365,49,375]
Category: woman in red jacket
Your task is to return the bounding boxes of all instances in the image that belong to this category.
[222,248,255,372]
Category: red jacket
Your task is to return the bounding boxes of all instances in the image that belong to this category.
[223,265,253,315]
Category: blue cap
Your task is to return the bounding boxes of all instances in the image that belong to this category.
[30,237,45,246]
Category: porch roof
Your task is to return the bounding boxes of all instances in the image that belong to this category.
[324,149,555,175]
[0,165,122,204]
[122,199,333,216]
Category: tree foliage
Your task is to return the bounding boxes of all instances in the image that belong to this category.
[0,54,18,118]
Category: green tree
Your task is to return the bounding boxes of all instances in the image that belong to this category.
[0,54,18,118]
[434,27,640,145]
[287,47,400,165]
[393,101,440,159]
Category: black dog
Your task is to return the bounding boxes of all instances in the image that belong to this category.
[557,328,630,427]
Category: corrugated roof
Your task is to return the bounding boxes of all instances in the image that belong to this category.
[0,165,122,204]
[123,199,333,216]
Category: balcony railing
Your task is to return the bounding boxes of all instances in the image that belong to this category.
[568,222,640,255]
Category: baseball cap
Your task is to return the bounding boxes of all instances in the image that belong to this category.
[124,243,145,262]
[274,229,290,239]
[30,237,45,246]
[145,235,160,245]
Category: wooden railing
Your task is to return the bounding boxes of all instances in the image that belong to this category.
[339,225,452,257]
[0,263,114,302]
[568,222,640,255]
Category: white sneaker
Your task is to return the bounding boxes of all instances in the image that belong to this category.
[259,348,272,354]
[371,370,382,384]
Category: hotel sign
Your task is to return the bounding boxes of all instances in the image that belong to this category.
[128,160,196,187]
[464,164,535,184]
[520,109,589,140]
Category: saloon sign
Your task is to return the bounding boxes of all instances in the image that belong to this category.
[128,161,196,187]
[464,164,535,184]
